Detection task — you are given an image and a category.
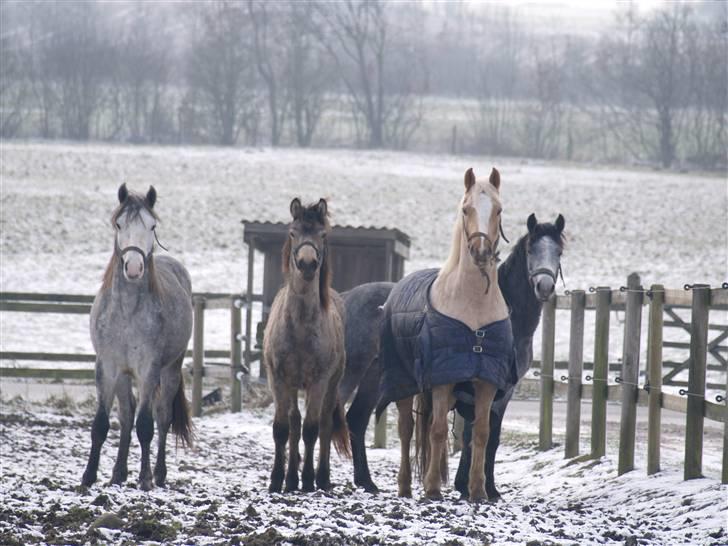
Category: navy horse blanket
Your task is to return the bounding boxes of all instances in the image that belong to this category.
[376,268,516,417]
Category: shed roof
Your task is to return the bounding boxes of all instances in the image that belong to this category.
[242,220,411,259]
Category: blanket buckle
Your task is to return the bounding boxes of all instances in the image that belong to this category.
[472,345,483,353]
[475,330,485,338]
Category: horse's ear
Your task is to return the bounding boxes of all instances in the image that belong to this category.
[464,168,475,191]
[555,213,565,233]
[489,167,500,190]
[118,183,128,204]
[145,185,157,209]
[290,197,302,220]
[316,198,328,219]
[527,213,537,233]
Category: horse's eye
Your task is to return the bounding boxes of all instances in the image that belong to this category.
[151,224,157,231]
[321,231,327,239]
[115,222,121,229]
[289,231,294,238]
[462,207,467,215]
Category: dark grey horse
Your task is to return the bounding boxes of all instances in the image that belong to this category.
[340,213,565,498]
[81,184,193,491]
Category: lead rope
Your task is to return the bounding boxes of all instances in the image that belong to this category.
[154,228,168,251]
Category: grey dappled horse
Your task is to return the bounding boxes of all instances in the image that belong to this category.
[81,184,193,491]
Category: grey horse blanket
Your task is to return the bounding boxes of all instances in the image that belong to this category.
[376,268,516,417]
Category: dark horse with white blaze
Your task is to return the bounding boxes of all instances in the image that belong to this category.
[263,198,351,494]
[82,184,193,490]
[340,212,565,499]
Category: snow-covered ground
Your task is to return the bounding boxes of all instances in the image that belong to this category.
[1,395,726,545]
[1,141,726,373]
[0,141,726,544]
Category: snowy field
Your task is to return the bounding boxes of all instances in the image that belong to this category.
[1,142,727,544]
[1,395,726,545]
[0,141,726,368]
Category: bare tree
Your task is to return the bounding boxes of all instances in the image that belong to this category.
[0,4,29,138]
[186,1,259,146]
[248,0,289,146]
[285,2,330,147]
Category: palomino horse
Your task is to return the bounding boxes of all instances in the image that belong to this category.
[376,168,512,502]
[453,212,565,499]
[337,213,565,497]
[82,184,193,491]
[263,198,350,493]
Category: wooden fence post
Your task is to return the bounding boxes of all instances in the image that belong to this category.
[591,287,611,459]
[618,273,642,475]
[684,284,710,480]
[539,297,556,451]
[722,367,728,485]
[565,290,585,458]
[192,296,206,418]
[646,284,664,475]
[230,296,243,413]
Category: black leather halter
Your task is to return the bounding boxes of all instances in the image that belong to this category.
[293,240,323,266]
[529,265,565,287]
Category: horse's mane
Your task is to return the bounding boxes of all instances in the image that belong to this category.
[281,203,332,311]
[440,203,464,277]
[101,192,160,293]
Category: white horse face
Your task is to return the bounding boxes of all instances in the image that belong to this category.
[461,167,502,266]
[526,213,565,301]
[114,184,157,281]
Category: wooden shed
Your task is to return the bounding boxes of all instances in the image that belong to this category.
[241,220,411,374]
[242,221,410,307]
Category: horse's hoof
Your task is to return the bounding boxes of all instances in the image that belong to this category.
[284,480,299,493]
[361,482,380,494]
[81,472,96,487]
[109,471,127,486]
[398,488,412,498]
[138,478,154,492]
[316,480,332,491]
[469,491,487,504]
[424,491,443,501]
[301,481,315,493]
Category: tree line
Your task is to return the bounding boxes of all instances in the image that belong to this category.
[0,0,725,170]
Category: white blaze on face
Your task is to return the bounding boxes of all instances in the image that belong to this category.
[473,191,494,253]
[117,208,156,280]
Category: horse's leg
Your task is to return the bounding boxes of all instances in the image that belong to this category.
[316,367,342,491]
[153,365,181,487]
[348,360,380,493]
[135,370,159,491]
[285,388,301,492]
[81,361,116,487]
[485,409,504,501]
[423,384,452,500]
[468,380,497,502]
[301,382,325,492]
[270,381,291,493]
[396,396,414,497]
[454,418,473,497]
[110,372,135,485]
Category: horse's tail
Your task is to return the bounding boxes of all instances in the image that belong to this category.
[172,373,194,448]
[332,399,352,459]
[413,391,448,484]
[414,391,431,481]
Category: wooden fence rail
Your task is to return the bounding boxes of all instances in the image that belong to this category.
[537,277,728,484]
[0,291,266,416]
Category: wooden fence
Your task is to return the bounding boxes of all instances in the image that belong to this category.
[536,279,728,484]
[0,291,267,416]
